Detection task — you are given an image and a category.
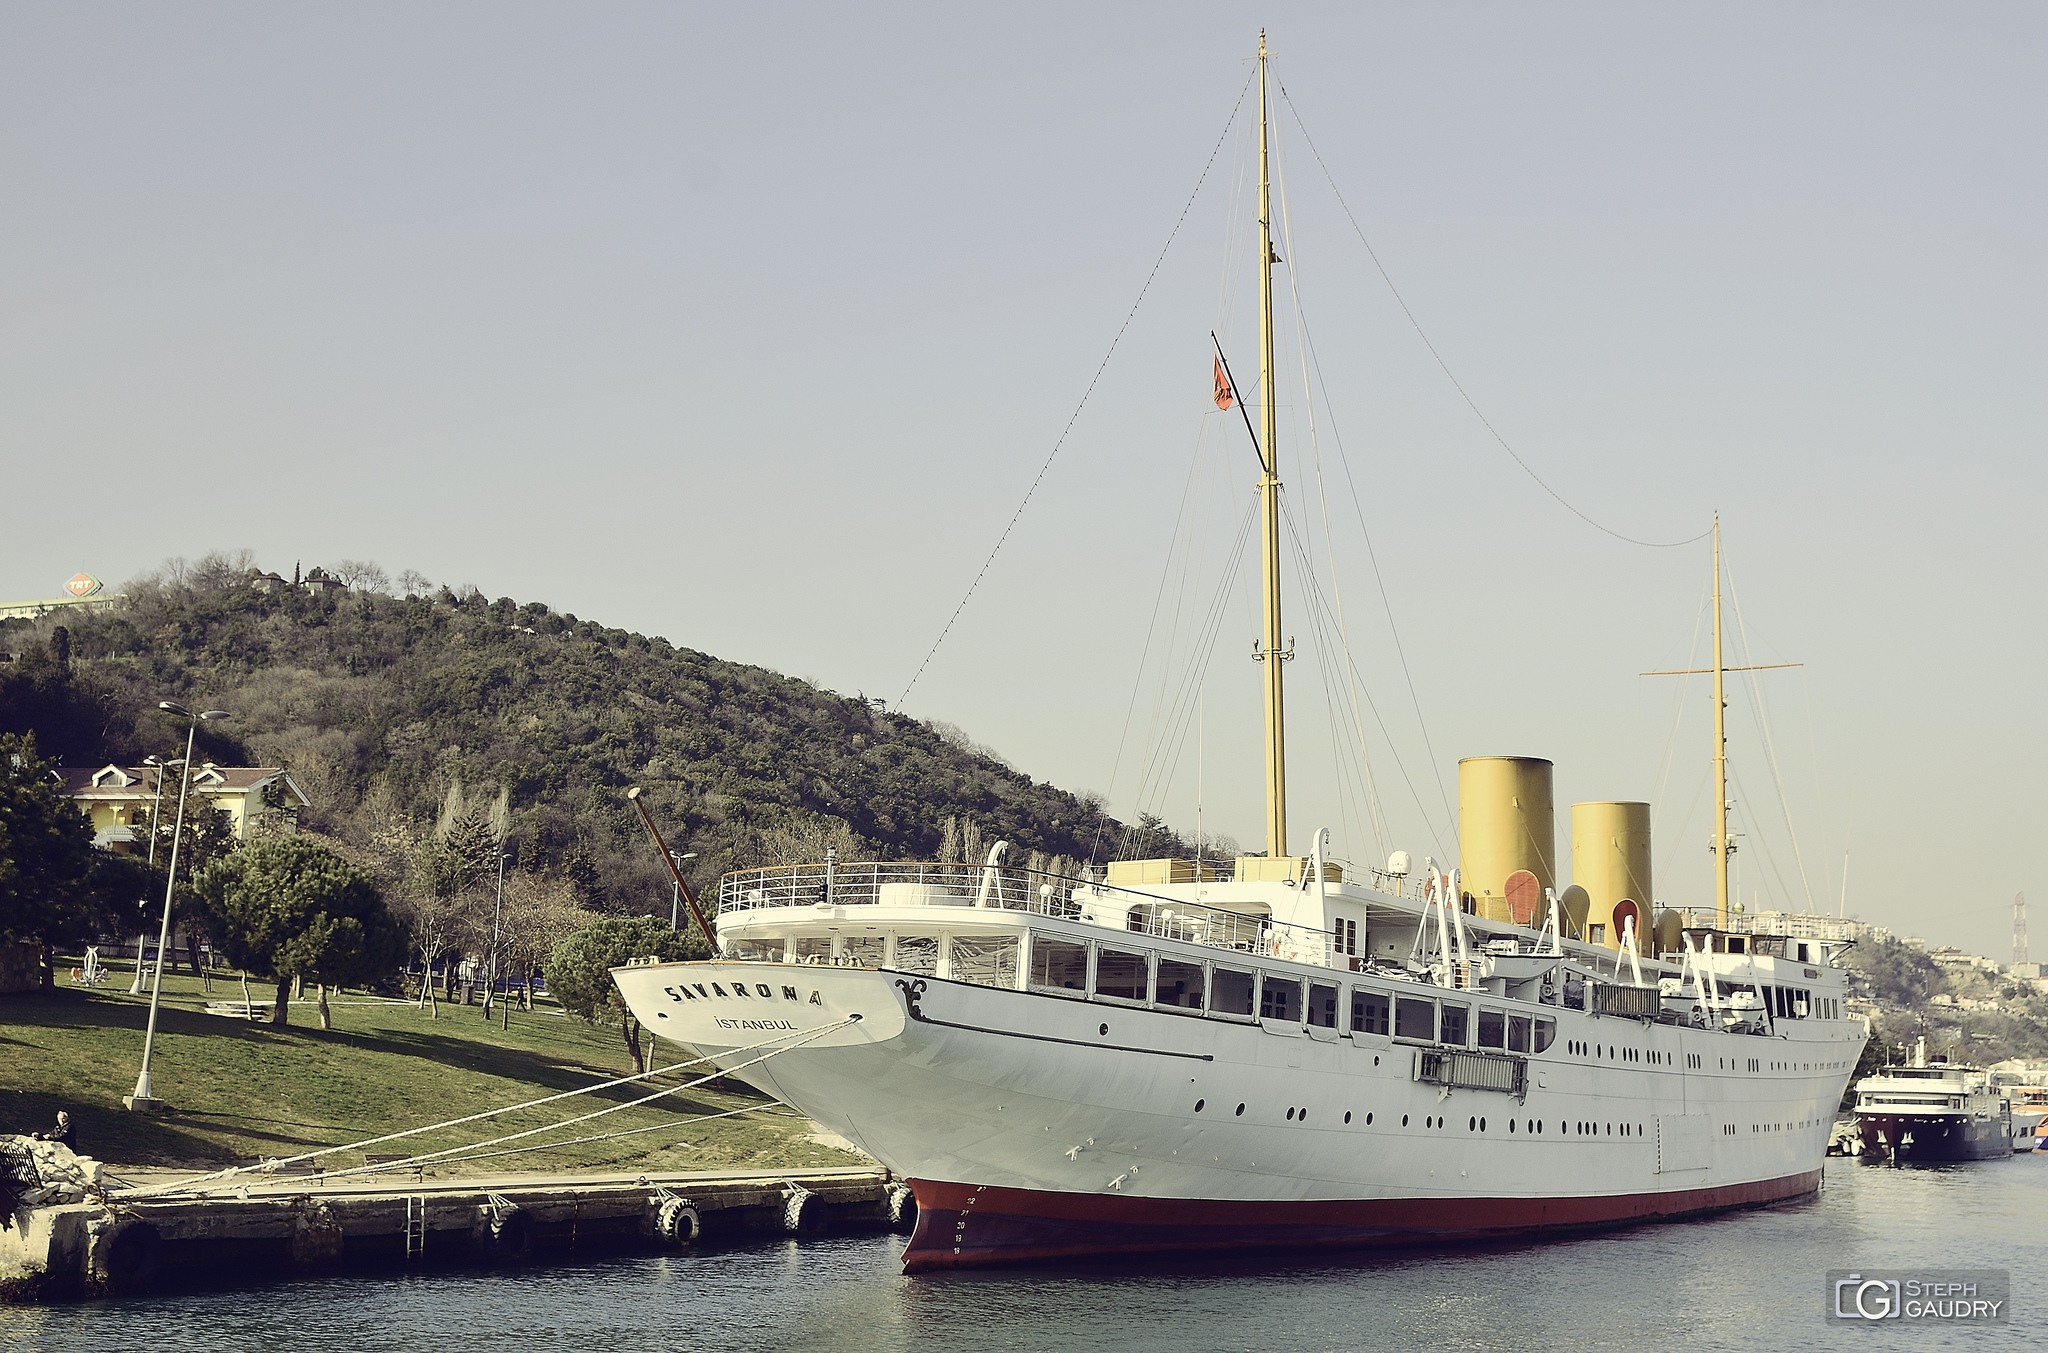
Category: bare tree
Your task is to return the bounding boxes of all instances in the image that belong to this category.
[333,559,390,594]
[397,569,432,598]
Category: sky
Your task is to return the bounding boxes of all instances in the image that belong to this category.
[3,4,2041,959]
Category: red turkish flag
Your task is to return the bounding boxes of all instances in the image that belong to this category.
[1212,356,1233,411]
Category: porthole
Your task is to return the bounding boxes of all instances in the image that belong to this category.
[1287,1107,1296,1120]
[1468,1116,1476,1132]
[1366,1112,1374,1125]
[1402,1114,1410,1127]
[1299,1109,1308,1123]
[1235,1103,1246,1116]
[1480,1117,1487,1132]
[1345,1111,1352,1124]
[1194,1099,1205,1113]
[1510,1119,1517,1133]
[1099,1023,1109,1036]
[1373,1056,1380,1067]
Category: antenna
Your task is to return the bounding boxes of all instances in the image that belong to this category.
[2016,892,2028,968]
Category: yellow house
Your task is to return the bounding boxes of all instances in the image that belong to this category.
[59,763,311,850]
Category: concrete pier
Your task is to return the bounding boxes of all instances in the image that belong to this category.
[3,1166,903,1301]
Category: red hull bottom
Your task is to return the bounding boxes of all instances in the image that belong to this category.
[901,1171,1822,1271]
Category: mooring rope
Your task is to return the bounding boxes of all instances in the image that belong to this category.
[114,1017,861,1199]
[307,1017,861,1185]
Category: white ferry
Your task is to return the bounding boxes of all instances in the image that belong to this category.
[1855,1038,2016,1161]
[610,33,1867,1268]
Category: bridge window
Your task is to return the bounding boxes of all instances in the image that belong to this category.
[1308,983,1340,1028]
[1506,1015,1532,1054]
[950,935,1019,988]
[1259,976,1297,1021]
[1533,1017,1556,1053]
[1157,957,1205,1011]
[1212,966,1255,1017]
[1477,1010,1506,1049]
[1094,947,1148,1001]
[893,935,940,976]
[1438,1002,1469,1047]
[1028,937,1087,991]
[1395,997,1436,1042]
[1352,989,1390,1036]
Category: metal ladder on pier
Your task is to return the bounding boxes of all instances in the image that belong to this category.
[404,1196,428,1260]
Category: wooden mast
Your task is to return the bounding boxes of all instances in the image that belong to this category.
[1639,518,1801,931]
[1711,515,1730,928]
[1255,29,1289,861]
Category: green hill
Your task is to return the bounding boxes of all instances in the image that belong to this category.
[0,553,1189,915]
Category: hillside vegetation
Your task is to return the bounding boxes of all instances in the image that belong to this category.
[0,553,1188,916]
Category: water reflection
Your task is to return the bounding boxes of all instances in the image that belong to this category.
[4,1158,2043,1353]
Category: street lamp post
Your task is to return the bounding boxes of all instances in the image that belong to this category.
[125,702,230,1113]
[128,754,173,996]
[668,851,697,932]
[483,851,507,1018]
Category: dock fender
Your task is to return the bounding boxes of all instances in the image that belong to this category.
[87,1215,161,1294]
[782,1183,825,1236]
[654,1196,701,1245]
[886,1183,918,1235]
[477,1204,533,1260]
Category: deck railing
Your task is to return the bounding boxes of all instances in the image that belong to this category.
[717,861,1338,964]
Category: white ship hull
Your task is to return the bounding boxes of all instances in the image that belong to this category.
[614,931,1863,1269]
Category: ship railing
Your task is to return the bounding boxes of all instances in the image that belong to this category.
[717,861,1337,964]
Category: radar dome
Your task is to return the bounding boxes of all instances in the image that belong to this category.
[1386,851,1411,877]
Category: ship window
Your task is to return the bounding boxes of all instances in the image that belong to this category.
[1259,977,1297,1021]
[1477,1010,1506,1049]
[1507,1015,1532,1054]
[725,938,782,962]
[893,935,940,977]
[839,935,887,968]
[1395,997,1436,1041]
[1532,1017,1556,1053]
[1028,937,1087,991]
[1093,948,1148,1001]
[950,935,1020,989]
[1438,1003,1469,1047]
[1212,967,1255,1017]
[1308,983,1339,1028]
[1352,989,1390,1036]
[1157,958,1205,1011]
[794,936,834,964]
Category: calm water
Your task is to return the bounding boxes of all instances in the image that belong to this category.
[6,1156,2043,1352]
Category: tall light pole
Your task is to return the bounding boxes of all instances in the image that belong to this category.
[483,850,508,1017]
[669,851,697,931]
[126,702,230,1113]
[128,754,173,995]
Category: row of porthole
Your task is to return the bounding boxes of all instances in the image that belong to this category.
[1191,1102,1564,1136]
[1566,1039,1671,1067]
[1574,1121,1646,1137]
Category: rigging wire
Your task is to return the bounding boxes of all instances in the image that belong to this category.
[1277,86,1710,553]
[1725,559,1819,913]
[1648,579,1713,841]
[1265,76,1458,851]
[1271,129,1391,860]
[898,73,1255,708]
[1114,490,1260,859]
[1276,493,1449,860]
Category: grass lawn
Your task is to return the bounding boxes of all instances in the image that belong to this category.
[1,958,872,1178]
